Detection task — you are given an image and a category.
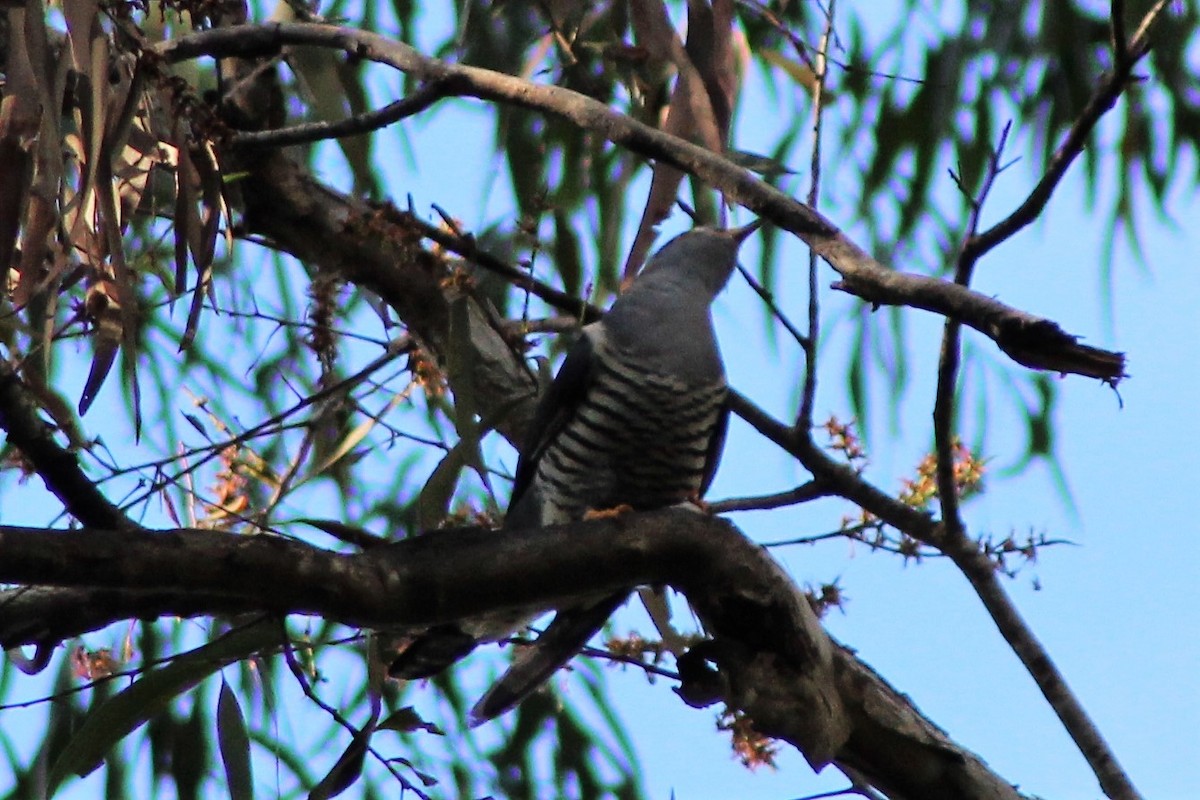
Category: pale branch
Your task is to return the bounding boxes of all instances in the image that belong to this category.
[0,361,141,531]
[0,513,1028,800]
[155,22,1126,382]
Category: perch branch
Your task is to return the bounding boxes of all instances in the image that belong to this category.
[0,513,1026,799]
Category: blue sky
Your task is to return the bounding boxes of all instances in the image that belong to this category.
[3,3,1197,799]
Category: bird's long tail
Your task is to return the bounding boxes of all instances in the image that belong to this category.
[469,592,628,725]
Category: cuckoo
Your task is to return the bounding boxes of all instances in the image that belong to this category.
[390,221,760,723]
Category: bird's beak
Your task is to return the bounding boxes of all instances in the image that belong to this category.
[729,219,762,243]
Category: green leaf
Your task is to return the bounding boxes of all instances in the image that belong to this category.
[553,210,583,299]
[217,680,253,800]
[378,706,443,736]
[47,619,279,797]
[758,48,818,92]
[725,149,797,179]
[416,439,469,529]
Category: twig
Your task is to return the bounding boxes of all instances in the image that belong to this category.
[709,481,828,513]
[965,0,1173,261]
[577,644,681,680]
[229,79,449,147]
[281,629,431,800]
[403,208,599,322]
[734,263,810,349]
[934,123,1012,540]
[735,0,925,87]
[798,0,835,432]
[115,340,411,515]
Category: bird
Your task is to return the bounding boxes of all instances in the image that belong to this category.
[389,220,760,723]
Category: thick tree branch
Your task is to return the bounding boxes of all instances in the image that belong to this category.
[0,514,1027,800]
[154,22,1125,383]
[225,139,539,445]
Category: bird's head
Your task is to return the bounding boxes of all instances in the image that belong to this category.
[637,221,761,299]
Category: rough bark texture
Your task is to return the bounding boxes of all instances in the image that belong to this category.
[0,515,1024,800]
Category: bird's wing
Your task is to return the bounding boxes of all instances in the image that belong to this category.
[699,395,730,497]
[508,328,598,513]
[468,592,628,725]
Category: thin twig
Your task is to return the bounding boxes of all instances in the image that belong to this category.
[577,644,681,680]
[228,79,450,147]
[406,209,599,322]
[709,481,828,513]
[798,0,835,432]
[763,521,880,549]
[734,263,810,349]
[933,123,1011,540]
[281,627,431,800]
[735,0,925,86]
[965,0,1173,261]
[122,340,411,514]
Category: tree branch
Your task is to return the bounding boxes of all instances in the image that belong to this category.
[0,361,140,531]
[965,0,1173,261]
[228,78,448,148]
[728,390,1143,800]
[0,513,1028,799]
[153,22,1125,383]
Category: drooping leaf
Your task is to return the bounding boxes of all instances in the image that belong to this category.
[759,48,818,92]
[307,727,370,800]
[378,706,443,736]
[78,278,122,416]
[47,620,280,797]
[216,680,254,800]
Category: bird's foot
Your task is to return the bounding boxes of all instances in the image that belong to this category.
[583,504,635,520]
[674,493,712,515]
